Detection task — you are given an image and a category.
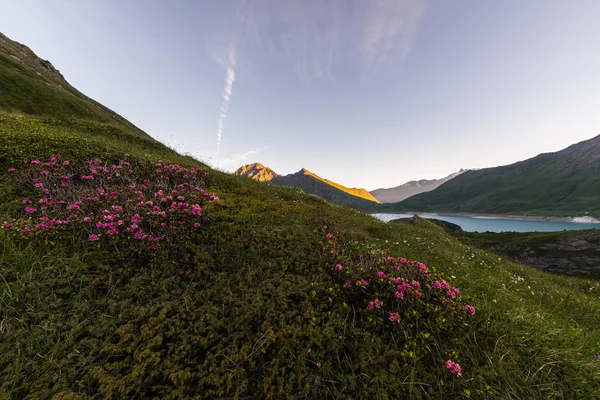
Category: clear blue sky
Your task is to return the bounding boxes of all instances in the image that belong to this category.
[1,0,599,190]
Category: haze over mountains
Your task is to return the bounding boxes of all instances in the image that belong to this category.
[371,169,470,203]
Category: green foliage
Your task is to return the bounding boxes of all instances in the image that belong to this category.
[388,139,600,217]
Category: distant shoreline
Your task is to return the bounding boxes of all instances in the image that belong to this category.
[375,211,600,223]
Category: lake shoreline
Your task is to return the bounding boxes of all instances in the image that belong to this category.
[376,211,600,223]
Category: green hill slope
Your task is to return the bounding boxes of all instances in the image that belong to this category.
[390,135,600,217]
[1,33,600,399]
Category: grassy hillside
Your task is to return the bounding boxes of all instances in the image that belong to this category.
[1,34,600,398]
[0,32,148,137]
[390,136,600,217]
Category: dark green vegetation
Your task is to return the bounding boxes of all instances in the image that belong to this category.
[454,230,600,280]
[390,136,600,217]
[391,216,464,234]
[1,32,600,398]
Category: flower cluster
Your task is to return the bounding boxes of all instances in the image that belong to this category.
[316,225,476,378]
[2,155,220,250]
[445,360,462,377]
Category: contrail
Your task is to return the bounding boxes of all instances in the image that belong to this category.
[217,40,237,155]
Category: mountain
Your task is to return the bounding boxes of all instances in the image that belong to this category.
[371,169,469,203]
[234,162,278,182]
[2,32,599,399]
[0,32,148,137]
[391,135,600,217]
[235,163,380,209]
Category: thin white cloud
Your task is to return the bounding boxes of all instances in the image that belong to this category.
[217,148,263,172]
[237,0,427,82]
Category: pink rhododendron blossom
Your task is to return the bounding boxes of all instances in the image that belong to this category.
[25,207,36,214]
[377,271,387,279]
[335,264,343,271]
[389,312,400,323]
[465,305,476,315]
[88,234,101,241]
[7,168,15,173]
[445,360,462,377]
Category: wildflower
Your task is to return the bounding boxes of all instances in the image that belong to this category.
[25,207,36,214]
[389,312,400,323]
[465,305,476,315]
[22,199,32,204]
[7,168,15,173]
[194,222,201,228]
[335,263,343,271]
[413,291,422,297]
[326,233,333,239]
[373,298,383,308]
[63,160,70,165]
[411,280,420,288]
[445,360,462,377]
[83,217,92,222]
[88,234,101,241]
[30,160,41,165]
[367,301,375,310]
[358,279,368,287]
[387,256,394,262]
[343,280,352,288]
[377,271,387,279]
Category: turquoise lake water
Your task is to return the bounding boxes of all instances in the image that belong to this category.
[372,213,600,233]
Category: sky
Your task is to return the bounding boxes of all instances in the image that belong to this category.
[1,0,600,190]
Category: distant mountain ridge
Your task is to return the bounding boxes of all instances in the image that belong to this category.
[371,169,469,203]
[391,135,600,217]
[235,163,380,209]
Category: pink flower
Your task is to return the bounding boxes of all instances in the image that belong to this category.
[367,301,375,310]
[445,360,462,377]
[358,279,368,287]
[373,298,383,308]
[83,217,92,222]
[377,271,387,279]
[465,305,476,315]
[22,199,32,204]
[30,160,41,165]
[387,256,394,262]
[25,207,36,214]
[412,291,422,297]
[7,168,15,173]
[389,312,400,323]
[88,234,101,241]
[335,263,343,271]
[343,280,352,288]
[411,280,420,288]
[194,222,201,228]
[63,161,70,166]
[326,233,333,239]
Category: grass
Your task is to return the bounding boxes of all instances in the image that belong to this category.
[0,111,599,399]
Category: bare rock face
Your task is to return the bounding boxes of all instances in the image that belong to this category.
[234,163,279,182]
